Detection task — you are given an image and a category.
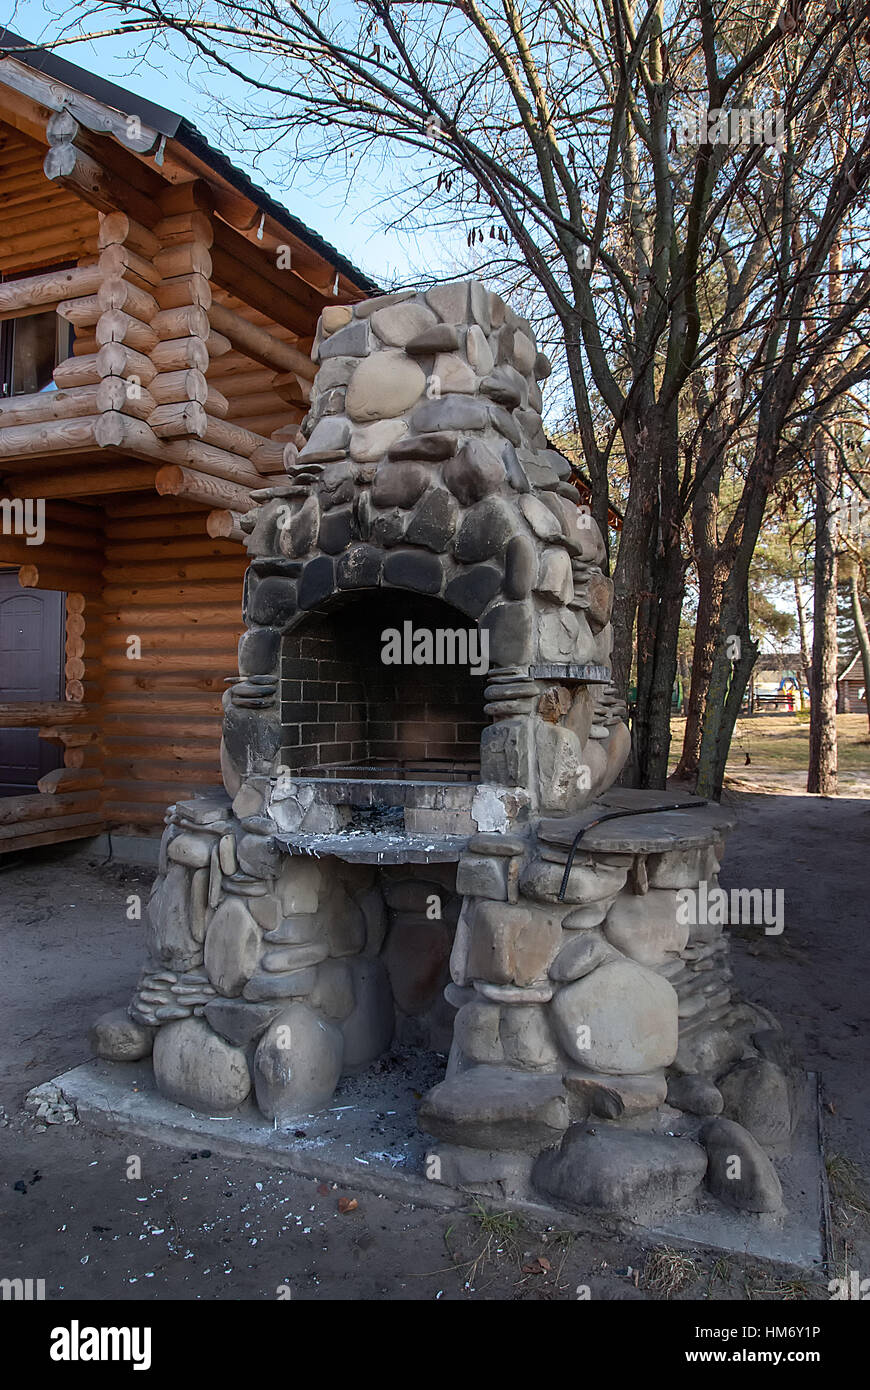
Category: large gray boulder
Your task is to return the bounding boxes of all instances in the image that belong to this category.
[90,1008,154,1062]
[717,1058,793,1146]
[532,1125,707,1218]
[419,1065,570,1152]
[204,897,261,997]
[153,1017,251,1115]
[253,1003,344,1120]
[701,1117,783,1212]
[550,958,679,1073]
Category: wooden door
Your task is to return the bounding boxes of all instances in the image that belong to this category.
[0,571,64,795]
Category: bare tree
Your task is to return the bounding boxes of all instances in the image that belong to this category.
[692,108,870,796]
[31,0,870,793]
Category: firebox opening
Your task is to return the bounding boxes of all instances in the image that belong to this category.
[280,591,489,781]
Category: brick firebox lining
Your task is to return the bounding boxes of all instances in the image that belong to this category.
[279,593,487,777]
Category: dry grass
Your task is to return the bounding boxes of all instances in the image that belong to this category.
[827,1153,870,1225]
[439,1203,526,1292]
[670,713,870,794]
[643,1245,699,1296]
[742,1273,816,1299]
[439,1206,579,1296]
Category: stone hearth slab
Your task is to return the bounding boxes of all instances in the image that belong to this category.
[273,832,470,863]
[286,778,477,808]
[530,663,612,681]
[42,1060,827,1267]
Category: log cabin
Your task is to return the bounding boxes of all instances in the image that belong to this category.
[0,30,377,855]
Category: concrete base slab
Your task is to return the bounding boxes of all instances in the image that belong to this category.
[39,1057,827,1268]
[647,1075,827,1267]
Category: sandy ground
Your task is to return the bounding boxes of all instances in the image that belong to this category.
[0,792,868,1302]
[674,712,870,798]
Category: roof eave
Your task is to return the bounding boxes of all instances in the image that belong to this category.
[0,27,379,297]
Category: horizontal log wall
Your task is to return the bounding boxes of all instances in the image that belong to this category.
[1,494,244,840]
[0,124,100,276]
[0,160,310,493]
[99,495,246,830]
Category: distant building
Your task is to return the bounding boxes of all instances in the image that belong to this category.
[837,653,868,714]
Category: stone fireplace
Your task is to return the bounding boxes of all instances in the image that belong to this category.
[93,281,800,1223]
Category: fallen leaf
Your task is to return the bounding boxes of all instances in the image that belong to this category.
[317,1183,329,1196]
[337,1197,358,1214]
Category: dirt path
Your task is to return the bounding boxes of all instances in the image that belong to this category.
[719,790,870,1275]
[0,794,867,1301]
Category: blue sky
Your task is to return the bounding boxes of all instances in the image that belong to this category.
[5,0,440,287]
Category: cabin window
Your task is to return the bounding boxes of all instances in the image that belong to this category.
[0,265,75,397]
[0,312,73,397]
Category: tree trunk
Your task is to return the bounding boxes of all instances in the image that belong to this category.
[808,207,845,793]
[674,439,725,783]
[695,434,778,798]
[847,569,870,733]
[794,576,811,712]
[675,566,724,782]
[632,461,660,787]
[637,536,685,786]
[629,403,685,788]
[563,315,610,556]
[696,574,758,798]
[677,650,690,709]
[610,460,656,707]
[807,431,839,795]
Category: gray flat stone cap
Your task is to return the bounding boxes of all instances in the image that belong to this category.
[274,831,470,863]
[539,793,735,853]
[173,794,232,824]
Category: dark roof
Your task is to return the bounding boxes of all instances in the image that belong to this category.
[172,121,380,294]
[0,28,380,295]
[838,652,863,681]
[0,25,185,134]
